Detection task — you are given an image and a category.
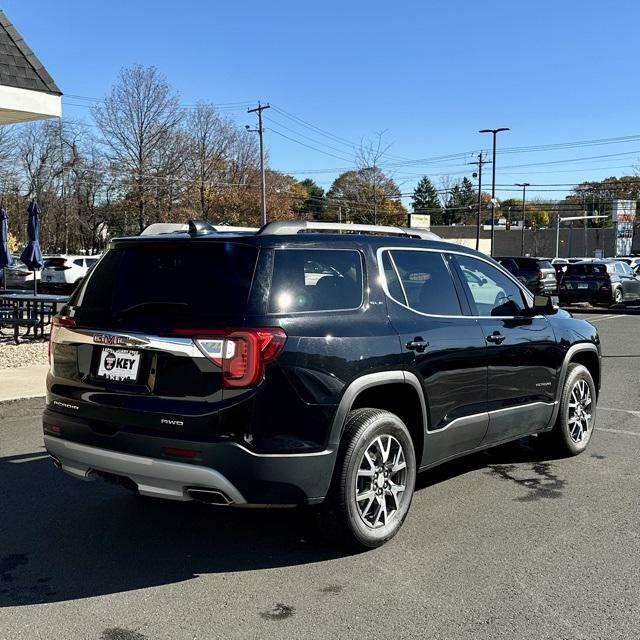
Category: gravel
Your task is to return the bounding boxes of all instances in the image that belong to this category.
[0,331,49,369]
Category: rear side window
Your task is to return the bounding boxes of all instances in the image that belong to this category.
[269,249,363,313]
[74,242,259,330]
[384,250,462,315]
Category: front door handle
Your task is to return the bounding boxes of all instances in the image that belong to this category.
[406,337,429,353]
[486,331,506,345]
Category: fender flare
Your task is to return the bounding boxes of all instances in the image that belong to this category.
[328,370,428,447]
[547,342,600,427]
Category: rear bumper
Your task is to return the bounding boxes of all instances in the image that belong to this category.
[43,408,337,506]
[559,291,612,305]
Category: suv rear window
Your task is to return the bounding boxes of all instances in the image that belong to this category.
[565,264,608,276]
[74,242,258,330]
[269,249,363,313]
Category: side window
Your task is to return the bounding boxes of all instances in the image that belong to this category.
[269,249,363,313]
[455,255,527,317]
[386,250,462,315]
[73,259,84,267]
[619,262,632,275]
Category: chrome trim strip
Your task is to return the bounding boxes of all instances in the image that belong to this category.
[376,245,539,320]
[427,401,557,434]
[229,442,336,458]
[53,326,203,358]
[44,435,247,503]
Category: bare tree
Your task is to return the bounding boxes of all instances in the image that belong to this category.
[93,64,183,232]
[355,131,395,224]
[185,103,236,216]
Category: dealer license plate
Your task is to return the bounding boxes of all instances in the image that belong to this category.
[96,348,141,382]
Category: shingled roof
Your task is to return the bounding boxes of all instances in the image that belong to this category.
[0,9,61,96]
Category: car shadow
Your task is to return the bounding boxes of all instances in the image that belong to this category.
[1,437,565,607]
[0,451,350,608]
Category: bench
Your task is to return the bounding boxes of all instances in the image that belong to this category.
[0,315,41,344]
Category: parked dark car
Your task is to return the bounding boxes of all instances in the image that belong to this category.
[44,220,601,548]
[497,256,557,294]
[558,260,640,307]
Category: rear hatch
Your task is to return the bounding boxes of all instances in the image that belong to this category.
[536,260,557,287]
[42,257,71,283]
[560,263,610,292]
[48,239,263,438]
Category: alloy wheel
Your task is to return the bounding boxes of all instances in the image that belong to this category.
[355,435,407,529]
[568,379,592,443]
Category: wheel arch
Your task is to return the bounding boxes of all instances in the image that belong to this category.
[547,343,600,428]
[329,371,428,464]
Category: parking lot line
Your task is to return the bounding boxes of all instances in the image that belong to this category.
[599,427,640,437]
[599,406,640,418]
[588,314,628,322]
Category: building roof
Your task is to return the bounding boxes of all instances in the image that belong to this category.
[0,9,61,96]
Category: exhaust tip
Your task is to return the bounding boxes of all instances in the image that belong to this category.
[187,488,232,505]
[49,454,62,469]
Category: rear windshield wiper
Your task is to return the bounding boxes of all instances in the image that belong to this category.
[114,301,189,317]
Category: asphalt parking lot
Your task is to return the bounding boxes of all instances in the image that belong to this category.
[1,313,639,640]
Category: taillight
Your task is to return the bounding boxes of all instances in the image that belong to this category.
[176,327,287,389]
[49,315,76,363]
[536,270,543,280]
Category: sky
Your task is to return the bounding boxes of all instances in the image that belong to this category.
[6,0,640,205]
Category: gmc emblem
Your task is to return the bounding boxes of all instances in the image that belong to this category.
[93,334,129,346]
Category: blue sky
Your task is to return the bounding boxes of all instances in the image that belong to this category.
[6,0,640,202]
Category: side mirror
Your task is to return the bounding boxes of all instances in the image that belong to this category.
[532,294,559,315]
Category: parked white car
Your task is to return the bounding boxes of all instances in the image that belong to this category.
[4,260,41,288]
[41,255,100,292]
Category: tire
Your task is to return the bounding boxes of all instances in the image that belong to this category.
[541,363,596,456]
[317,408,417,549]
[611,287,623,306]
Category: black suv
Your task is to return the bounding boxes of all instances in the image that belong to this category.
[44,221,601,548]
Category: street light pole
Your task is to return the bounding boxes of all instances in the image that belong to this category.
[479,127,510,256]
[515,182,530,255]
[247,102,270,227]
[469,152,490,251]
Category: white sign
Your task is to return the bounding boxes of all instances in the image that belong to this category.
[612,199,637,255]
[410,214,431,229]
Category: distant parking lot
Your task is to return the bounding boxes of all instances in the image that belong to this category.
[1,313,639,640]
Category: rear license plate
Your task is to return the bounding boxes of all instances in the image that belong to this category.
[96,348,141,382]
[578,283,589,289]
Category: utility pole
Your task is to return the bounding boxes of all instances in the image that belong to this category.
[515,183,530,255]
[247,102,270,227]
[469,152,490,251]
[59,119,68,254]
[479,127,510,256]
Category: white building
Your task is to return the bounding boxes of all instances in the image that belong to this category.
[0,10,61,125]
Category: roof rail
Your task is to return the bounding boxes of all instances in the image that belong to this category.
[258,220,440,240]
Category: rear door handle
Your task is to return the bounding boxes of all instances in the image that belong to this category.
[406,337,429,353]
[486,332,506,345]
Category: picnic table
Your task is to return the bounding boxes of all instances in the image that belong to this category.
[0,291,70,343]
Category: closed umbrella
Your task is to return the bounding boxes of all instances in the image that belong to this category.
[0,207,11,290]
[20,199,44,294]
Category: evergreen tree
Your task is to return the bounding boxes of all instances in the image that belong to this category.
[412,176,443,224]
[298,178,326,219]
